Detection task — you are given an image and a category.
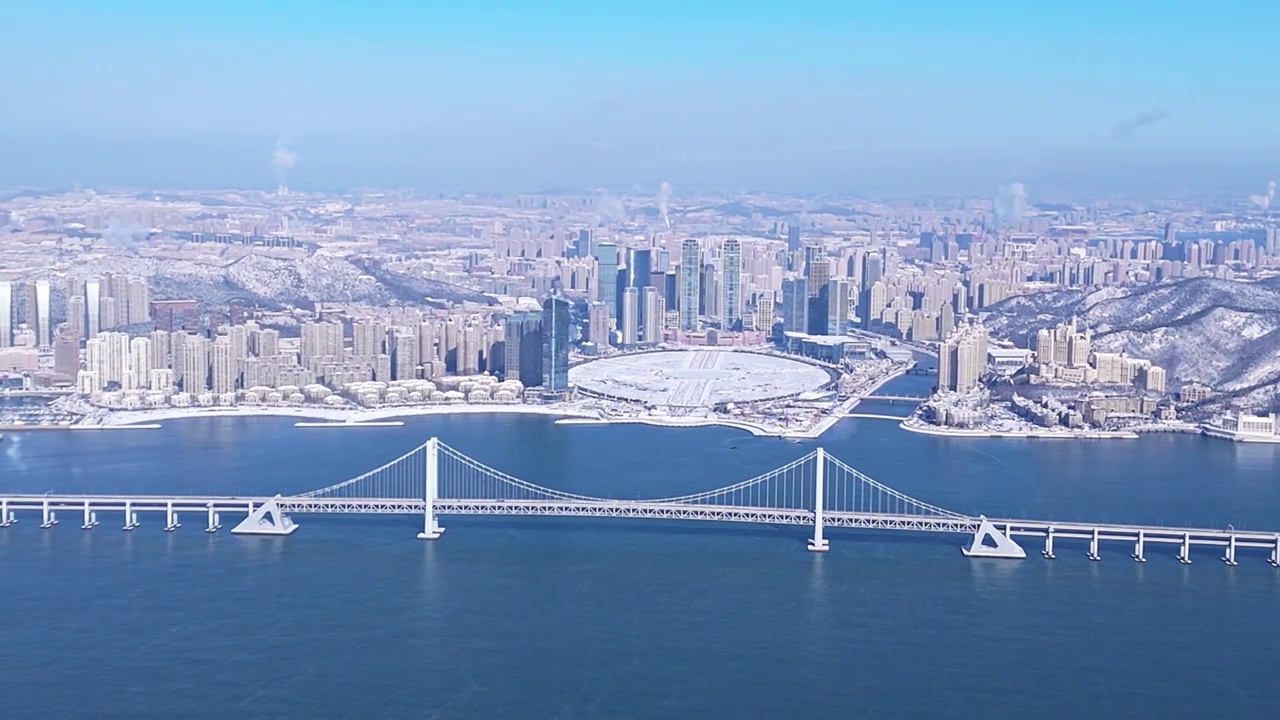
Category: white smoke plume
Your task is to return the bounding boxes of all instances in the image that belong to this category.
[1249,180,1277,210]
[102,219,146,254]
[272,137,300,193]
[657,181,671,228]
[994,183,1029,230]
[594,193,626,225]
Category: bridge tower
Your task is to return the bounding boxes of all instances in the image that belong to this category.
[417,437,445,540]
[807,448,830,552]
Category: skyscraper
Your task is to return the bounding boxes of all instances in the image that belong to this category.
[34,279,51,347]
[594,242,618,322]
[541,294,571,392]
[627,247,653,331]
[85,278,101,337]
[0,280,11,348]
[804,246,829,296]
[824,279,851,336]
[723,238,742,329]
[642,286,661,344]
[861,252,883,290]
[627,248,652,292]
[503,311,543,387]
[787,225,802,253]
[678,239,700,331]
[782,278,808,334]
[621,287,640,346]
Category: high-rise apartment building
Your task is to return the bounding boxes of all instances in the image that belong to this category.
[723,238,742,329]
[128,336,153,390]
[210,336,237,394]
[301,322,344,371]
[587,302,610,348]
[938,323,989,393]
[678,239,701,331]
[755,295,775,334]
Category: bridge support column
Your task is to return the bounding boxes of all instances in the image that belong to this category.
[1271,537,1280,568]
[1177,533,1192,565]
[1087,528,1101,561]
[1042,527,1055,559]
[123,501,139,531]
[418,437,445,540]
[40,499,57,529]
[164,502,180,532]
[1132,530,1147,563]
[1223,535,1239,567]
[807,448,829,552]
[1,499,15,527]
[205,504,221,533]
[80,501,98,530]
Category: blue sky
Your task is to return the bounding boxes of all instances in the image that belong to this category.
[1,1,1277,195]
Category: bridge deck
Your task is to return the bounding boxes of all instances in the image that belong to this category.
[2,494,1276,548]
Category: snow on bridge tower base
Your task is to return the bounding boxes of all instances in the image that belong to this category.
[417,437,445,540]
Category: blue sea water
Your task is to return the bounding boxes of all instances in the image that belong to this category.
[2,381,1280,718]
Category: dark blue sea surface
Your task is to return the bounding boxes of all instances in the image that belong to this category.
[2,377,1280,718]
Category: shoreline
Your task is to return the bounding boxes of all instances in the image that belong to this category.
[9,364,917,440]
[898,420,1141,440]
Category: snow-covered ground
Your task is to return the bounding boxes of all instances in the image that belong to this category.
[569,349,832,407]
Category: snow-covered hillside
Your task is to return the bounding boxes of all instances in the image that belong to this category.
[983,278,1280,411]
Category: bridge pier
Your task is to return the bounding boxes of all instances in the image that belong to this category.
[1041,527,1056,559]
[807,448,829,553]
[1132,530,1147,563]
[1271,537,1280,568]
[164,502,181,532]
[39,499,57,529]
[1177,533,1192,565]
[205,504,221,533]
[1223,535,1239,566]
[122,501,139,531]
[1087,528,1101,561]
[80,501,98,530]
[417,437,445,540]
[1,500,14,527]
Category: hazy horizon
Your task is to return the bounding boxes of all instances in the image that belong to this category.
[3,1,1277,197]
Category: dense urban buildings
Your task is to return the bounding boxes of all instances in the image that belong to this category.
[1,186,1279,429]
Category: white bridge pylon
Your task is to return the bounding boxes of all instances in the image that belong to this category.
[293,438,1020,556]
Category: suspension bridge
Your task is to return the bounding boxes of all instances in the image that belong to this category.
[2,438,1279,566]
